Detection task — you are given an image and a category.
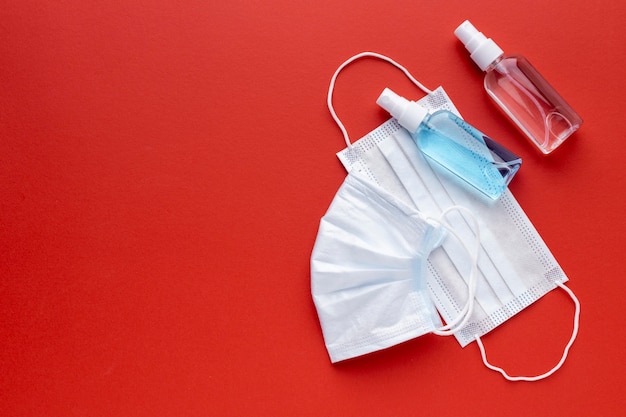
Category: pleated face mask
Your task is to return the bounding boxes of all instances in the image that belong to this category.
[312,52,581,381]
[311,173,481,363]
[311,173,446,363]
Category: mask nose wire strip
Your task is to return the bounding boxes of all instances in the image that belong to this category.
[327,51,434,149]
[428,206,480,336]
[475,281,581,381]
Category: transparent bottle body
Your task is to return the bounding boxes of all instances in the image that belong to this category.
[484,55,582,154]
[415,110,522,200]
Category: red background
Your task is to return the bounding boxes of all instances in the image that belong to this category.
[1,1,625,416]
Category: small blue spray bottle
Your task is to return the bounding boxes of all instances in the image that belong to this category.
[377,88,522,200]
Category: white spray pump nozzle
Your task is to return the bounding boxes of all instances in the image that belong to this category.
[376,88,428,133]
[454,20,504,71]
[455,20,485,52]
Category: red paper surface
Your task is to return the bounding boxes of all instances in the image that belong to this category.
[1,1,625,416]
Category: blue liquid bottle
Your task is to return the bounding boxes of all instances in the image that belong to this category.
[377,88,521,199]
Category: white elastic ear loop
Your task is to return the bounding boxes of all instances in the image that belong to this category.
[428,206,480,336]
[327,51,433,149]
[476,281,581,381]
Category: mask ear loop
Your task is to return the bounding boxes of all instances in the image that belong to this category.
[431,210,581,381]
[428,206,480,336]
[475,282,581,381]
[327,51,434,149]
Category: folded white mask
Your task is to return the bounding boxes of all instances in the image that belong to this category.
[311,172,481,363]
[311,173,445,363]
[316,52,580,381]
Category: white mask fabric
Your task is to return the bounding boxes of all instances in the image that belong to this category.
[311,171,481,363]
[310,172,445,363]
[322,51,581,380]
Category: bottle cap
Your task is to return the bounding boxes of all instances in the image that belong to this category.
[454,20,503,71]
[376,88,427,133]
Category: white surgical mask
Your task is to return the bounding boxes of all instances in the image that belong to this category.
[310,172,445,363]
[311,172,482,363]
[314,52,580,381]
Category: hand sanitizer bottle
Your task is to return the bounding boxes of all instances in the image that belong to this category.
[454,20,583,154]
[377,88,521,200]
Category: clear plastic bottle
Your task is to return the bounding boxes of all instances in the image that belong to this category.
[377,88,521,200]
[454,20,583,154]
